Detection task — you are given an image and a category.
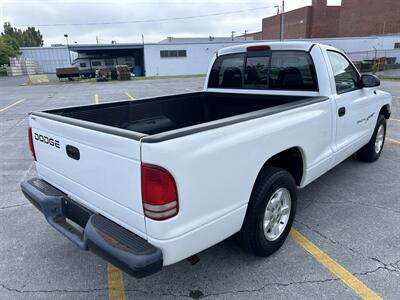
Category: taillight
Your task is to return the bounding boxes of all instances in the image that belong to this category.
[141,163,178,220]
[28,127,36,161]
[247,45,271,52]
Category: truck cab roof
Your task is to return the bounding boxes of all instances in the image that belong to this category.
[217,41,319,56]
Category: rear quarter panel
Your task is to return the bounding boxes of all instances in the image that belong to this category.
[141,99,334,242]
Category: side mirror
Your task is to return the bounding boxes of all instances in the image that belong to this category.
[361,74,380,88]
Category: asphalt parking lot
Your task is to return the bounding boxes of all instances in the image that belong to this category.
[0,76,399,300]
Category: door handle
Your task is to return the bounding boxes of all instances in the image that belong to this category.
[66,145,80,160]
[338,107,346,117]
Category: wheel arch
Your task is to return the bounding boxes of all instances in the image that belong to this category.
[256,147,305,188]
[379,104,391,119]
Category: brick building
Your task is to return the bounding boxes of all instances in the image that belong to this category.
[257,0,400,39]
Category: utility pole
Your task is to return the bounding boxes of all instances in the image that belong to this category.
[280,0,285,41]
[96,36,99,44]
[231,31,235,41]
[141,34,145,45]
[244,30,248,40]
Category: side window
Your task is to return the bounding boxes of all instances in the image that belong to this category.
[327,51,360,94]
[208,53,244,89]
[244,56,270,88]
[79,63,86,68]
[91,61,102,67]
[269,51,318,91]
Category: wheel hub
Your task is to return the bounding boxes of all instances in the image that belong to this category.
[263,188,291,241]
[375,124,385,154]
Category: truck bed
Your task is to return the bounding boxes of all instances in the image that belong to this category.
[34,92,327,142]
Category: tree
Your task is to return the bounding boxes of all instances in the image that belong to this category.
[0,36,17,65]
[0,22,43,65]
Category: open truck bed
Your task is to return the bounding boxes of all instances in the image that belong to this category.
[32,92,326,143]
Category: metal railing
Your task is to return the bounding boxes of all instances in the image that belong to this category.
[345,49,400,73]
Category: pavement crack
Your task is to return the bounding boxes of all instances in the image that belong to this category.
[124,278,340,299]
[294,220,339,245]
[198,278,340,298]
[295,220,400,275]
[295,219,369,259]
[0,202,31,210]
[0,283,107,294]
[314,200,400,214]
[365,257,400,274]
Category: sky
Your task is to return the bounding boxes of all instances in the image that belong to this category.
[0,0,341,46]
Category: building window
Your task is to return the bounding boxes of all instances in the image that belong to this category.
[91,61,102,67]
[394,43,400,49]
[80,63,86,68]
[105,59,114,66]
[160,50,187,58]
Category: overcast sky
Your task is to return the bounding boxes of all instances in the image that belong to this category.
[0,0,341,45]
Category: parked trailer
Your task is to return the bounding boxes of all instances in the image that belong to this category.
[56,67,80,80]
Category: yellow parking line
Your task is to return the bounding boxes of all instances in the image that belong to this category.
[95,94,100,104]
[0,99,25,112]
[290,228,382,300]
[107,264,126,300]
[125,92,135,100]
[386,137,400,145]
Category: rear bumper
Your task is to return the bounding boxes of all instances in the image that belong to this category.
[20,178,163,278]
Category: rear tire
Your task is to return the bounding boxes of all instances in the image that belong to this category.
[237,167,297,257]
[357,115,386,162]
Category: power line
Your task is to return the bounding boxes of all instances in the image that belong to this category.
[14,5,277,27]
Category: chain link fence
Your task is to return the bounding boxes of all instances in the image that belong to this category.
[345,49,400,73]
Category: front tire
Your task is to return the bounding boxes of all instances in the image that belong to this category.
[237,167,297,257]
[357,114,387,162]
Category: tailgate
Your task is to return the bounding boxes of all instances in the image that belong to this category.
[29,114,146,238]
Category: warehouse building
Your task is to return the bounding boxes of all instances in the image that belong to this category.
[20,45,71,73]
[19,37,252,76]
[20,35,400,77]
[144,37,252,76]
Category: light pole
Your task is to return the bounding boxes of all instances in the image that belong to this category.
[64,34,69,45]
[274,1,285,41]
[64,34,72,65]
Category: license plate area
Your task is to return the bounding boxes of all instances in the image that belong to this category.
[61,197,93,228]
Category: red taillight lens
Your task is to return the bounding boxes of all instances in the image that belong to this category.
[28,127,36,161]
[141,163,178,220]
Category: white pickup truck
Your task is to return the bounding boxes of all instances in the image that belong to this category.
[21,42,392,278]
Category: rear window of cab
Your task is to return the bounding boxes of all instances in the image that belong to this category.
[208,51,318,91]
